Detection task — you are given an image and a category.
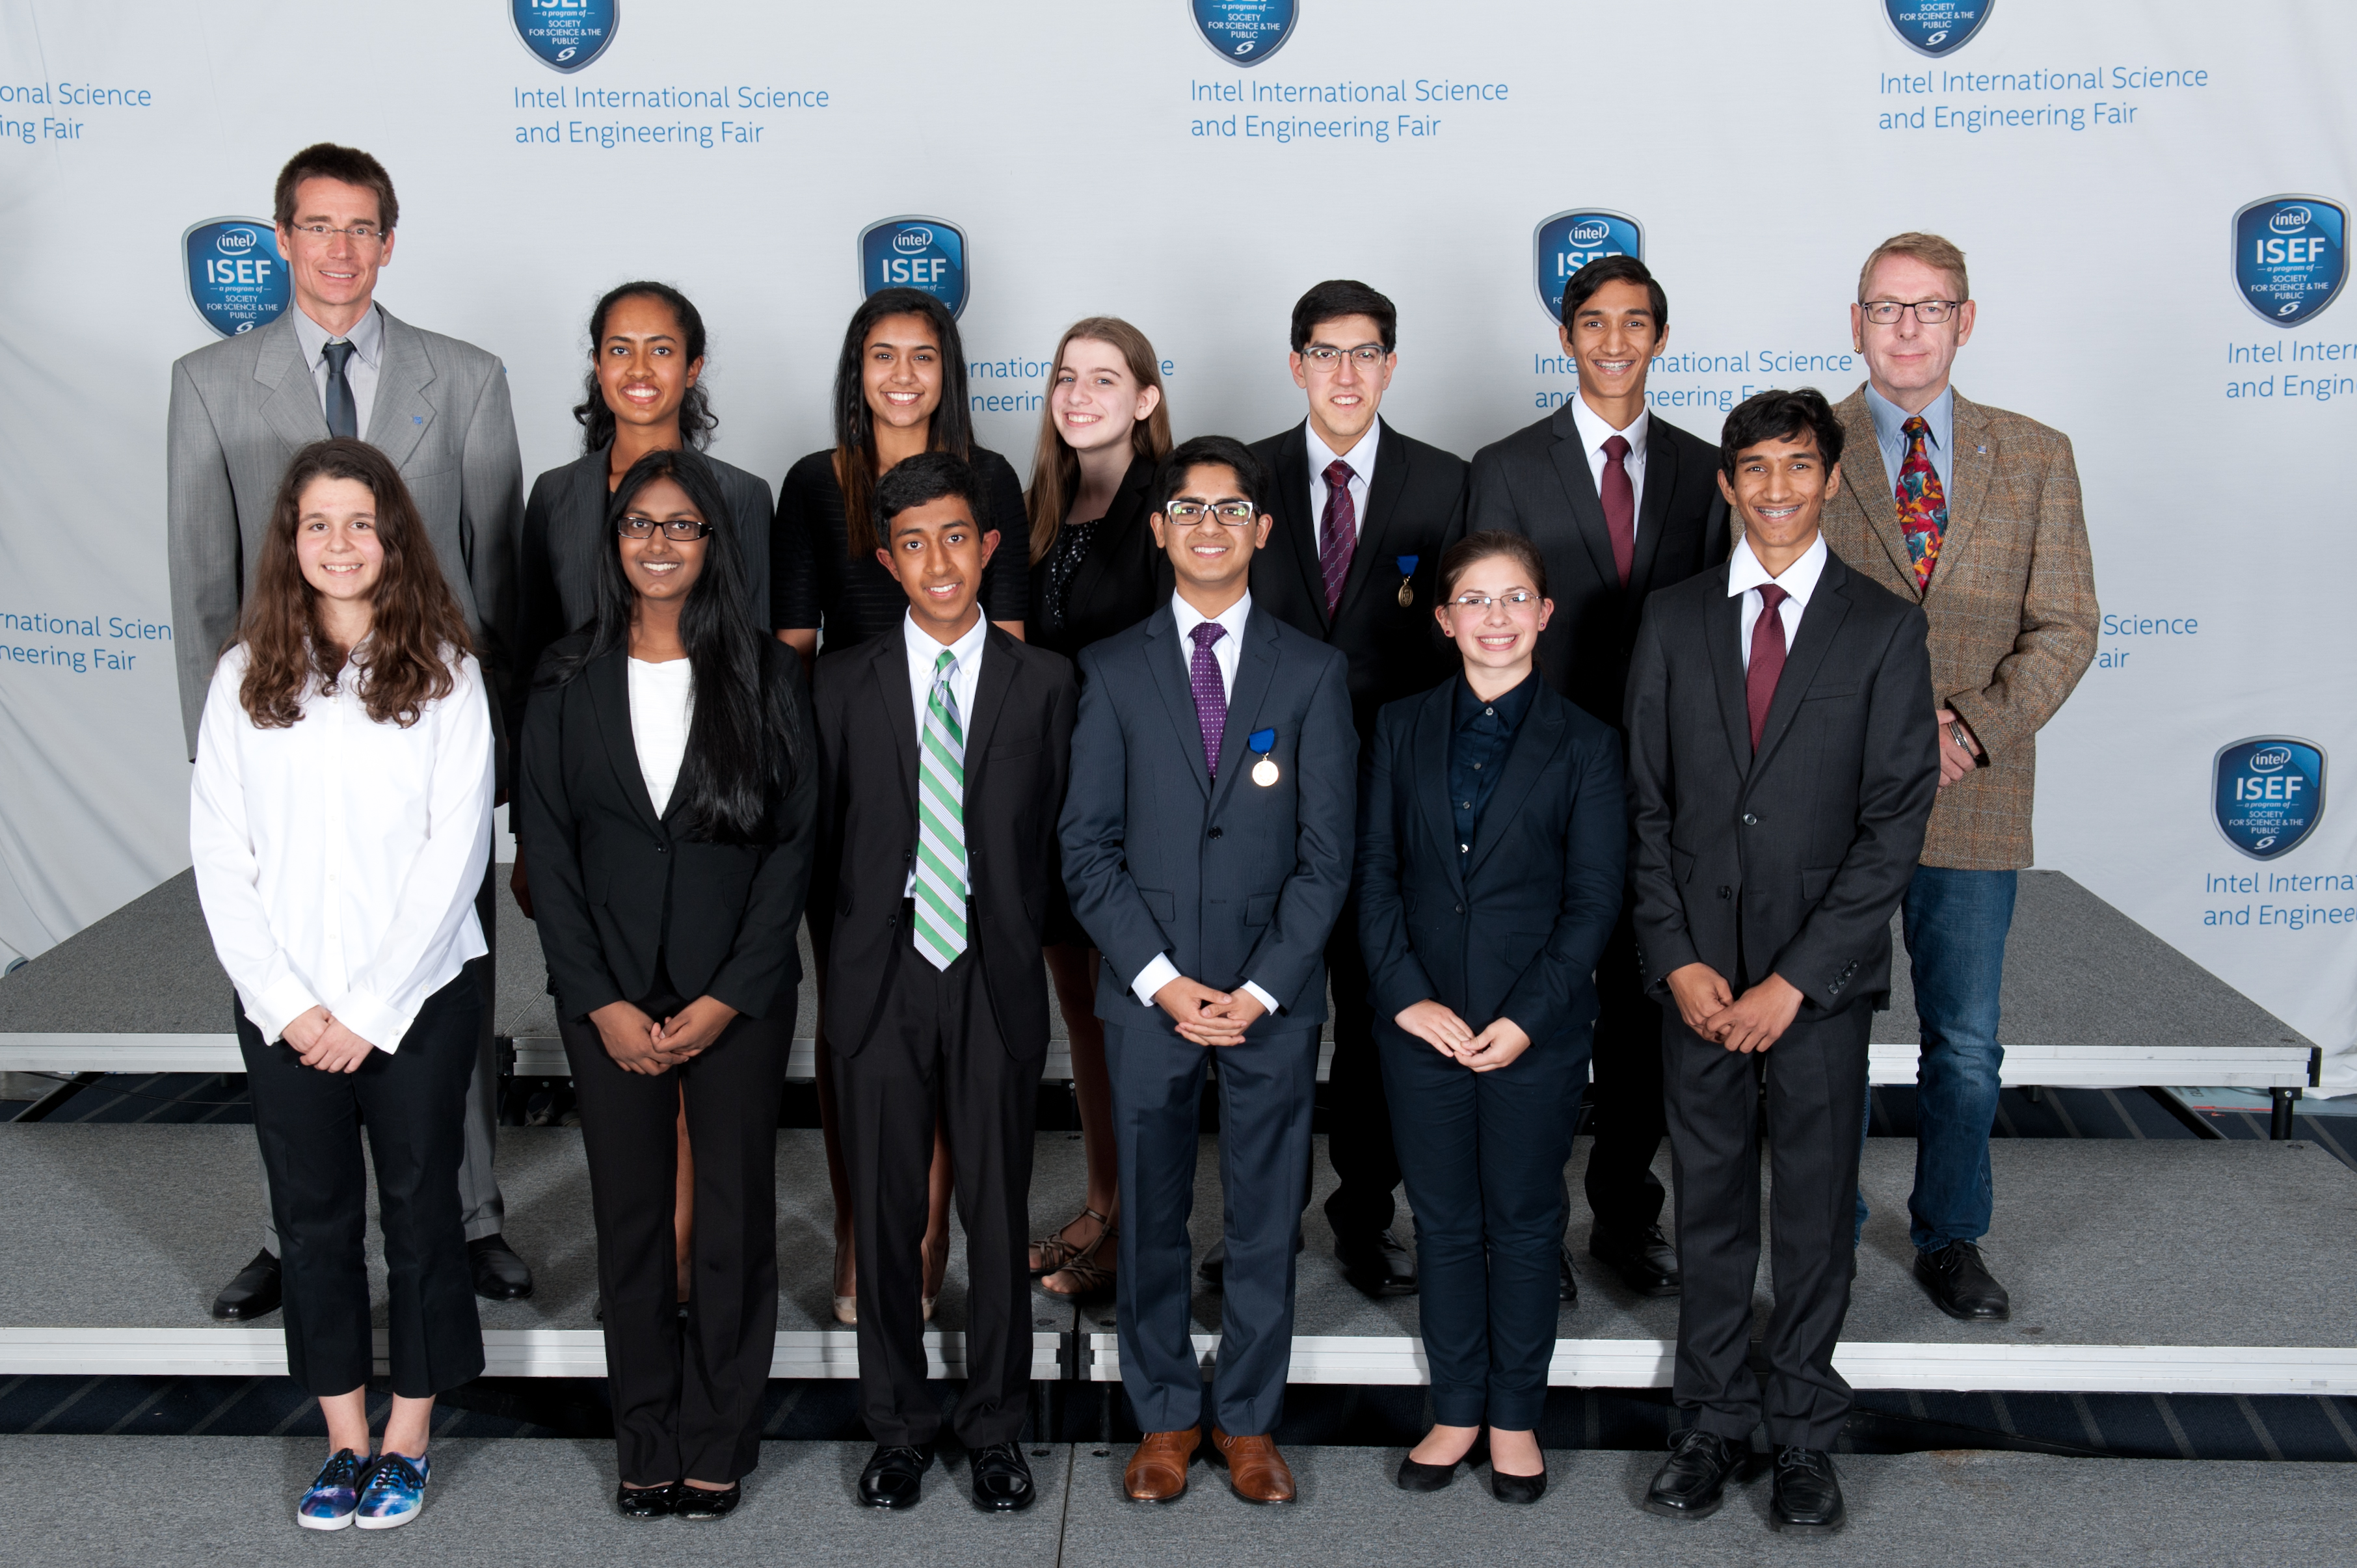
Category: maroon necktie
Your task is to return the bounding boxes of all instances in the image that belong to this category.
[1600,434,1635,587]
[1318,458,1355,615]
[1746,583,1789,753]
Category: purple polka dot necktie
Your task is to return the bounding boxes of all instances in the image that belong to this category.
[1189,620,1228,779]
[1318,458,1356,615]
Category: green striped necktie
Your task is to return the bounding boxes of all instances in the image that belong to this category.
[912,647,969,970]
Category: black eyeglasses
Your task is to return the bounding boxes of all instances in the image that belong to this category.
[1859,299,1962,325]
[618,516,713,541]
[1299,344,1388,368]
[1164,500,1258,525]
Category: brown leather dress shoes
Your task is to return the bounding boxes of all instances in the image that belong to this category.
[1210,1429,1296,1504]
[1124,1427,1201,1502]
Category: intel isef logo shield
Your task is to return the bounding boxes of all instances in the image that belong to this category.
[1534,210,1642,324]
[2214,737,2326,860]
[859,217,968,319]
[183,218,289,339]
[511,0,618,73]
[2232,196,2347,327]
[1192,0,1298,66]
[1883,0,1991,57]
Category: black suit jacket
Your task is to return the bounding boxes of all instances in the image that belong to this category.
[1059,601,1357,1039]
[1248,421,1468,735]
[812,623,1078,1060]
[512,447,775,739]
[1026,454,1173,665]
[517,636,817,1020]
[1624,550,1938,1012]
[1356,679,1626,1046]
[1469,405,1731,733]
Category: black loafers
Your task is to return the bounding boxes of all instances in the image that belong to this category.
[211,1249,282,1321]
[1644,1428,1742,1520]
[1914,1241,2010,1322]
[1556,1243,1580,1306]
[1591,1225,1682,1297]
[859,1443,933,1509]
[968,1441,1036,1513]
[1770,1447,1845,1533]
[1334,1229,1418,1297]
[1490,1465,1547,1506]
[468,1234,535,1301]
[615,1482,679,1519]
[678,1482,742,1520]
[1394,1436,1485,1493]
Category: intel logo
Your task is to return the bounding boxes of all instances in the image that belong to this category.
[2251,747,2293,772]
[1568,220,1610,246]
[215,228,260,256]
[892,227,934,253]
[2272,207,2312,233]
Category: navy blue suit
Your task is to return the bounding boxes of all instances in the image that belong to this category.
[1357,677,1625,1428]
[1059,598,1356,1437]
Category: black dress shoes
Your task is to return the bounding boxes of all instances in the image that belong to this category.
[1590,1225,1682,1297]
[1490,1465,1547,1506]
[859,1443,934,1509]
[1643,1428,1742,1520]
[468,1234,534,1301]
[678,1482,742,1520]
[211,1249,282,1321]
[1334,1229,1418,1297]
[1556,1243,1580,1305]
[615,1482,679,1519]
[1394,1437,1485,1493]
[1769,1446,1845,1533]
[967,1441,1036,1512]
[1914,1241,2010,1321]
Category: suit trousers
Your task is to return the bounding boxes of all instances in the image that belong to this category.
[563,1000,788,1487]
[238,970,484,1401]
[1579,902,1668,1238]
[1321,903,1401,1235]
[1380,1020,1586,1430]
[833,927,1043,1449]
[1663,998,1871,1451]
[1108,1020,1319,1438]
[258,866,506,1253]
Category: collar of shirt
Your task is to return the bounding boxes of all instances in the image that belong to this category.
[1452,668,1539,735]
[1863,380,1954,493]
[902,609,989,739]
[1568,392,1649,524]
[1727,531,1829,671]
[1169,589,1251,703]
[1305,415,1379,535]
[291,302,384,375]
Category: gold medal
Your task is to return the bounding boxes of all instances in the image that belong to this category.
[1397,578,1413,609]
[1252,756,1280,788]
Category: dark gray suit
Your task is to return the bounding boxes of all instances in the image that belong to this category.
[166,302,524,1254]
[1625,548,1937,1449]
[1059,598,1355,1437]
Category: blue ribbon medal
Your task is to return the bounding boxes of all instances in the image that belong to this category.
[1247,728,1279,787]
[1395,555,1420,608]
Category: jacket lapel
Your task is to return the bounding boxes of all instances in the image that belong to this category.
[1703,574,1754,778]
[1466,691,1564,880]
[959,626,1018,802]
[1834,386,1923,593]
[365,308,435,471]
[1925,393,1993,601]
[1748,557,1854,781]
[1208,609,1279,816]
[1334,422,1407,617]
[587,649,664,834]
[1545,404,1621,589]
[257,317,330,453]
[1266,425,1328,628]
[1625,420,1679,604]
[1062,455,1151,623]
[1410,684,1464,894]
[1142,604,1212,801]
[872,637,921,823]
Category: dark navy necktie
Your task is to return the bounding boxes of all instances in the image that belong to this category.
[322,339,358,440]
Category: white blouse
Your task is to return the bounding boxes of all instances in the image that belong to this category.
[189,643,494,1054]
[628,656,695,817]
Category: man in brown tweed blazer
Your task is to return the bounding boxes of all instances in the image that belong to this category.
[1820,233,2097,1323]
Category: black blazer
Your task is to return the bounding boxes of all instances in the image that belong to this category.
[1356,679,1626,1046]
[1248,421,1468,735]
[1059,602,1357,1039]
[1026,454,1173,665]
[1624,550,1939,1012]
[1468,405,1731,734]
[517,636,817,1020]
[512,447,775,737]
[812,623,1078,1059]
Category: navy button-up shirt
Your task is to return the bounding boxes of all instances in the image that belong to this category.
[1450,671,1538,853]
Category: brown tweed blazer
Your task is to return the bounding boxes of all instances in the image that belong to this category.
[1818,386,2097,871]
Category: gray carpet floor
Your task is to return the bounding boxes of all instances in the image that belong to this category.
[0,1437,2343,1567]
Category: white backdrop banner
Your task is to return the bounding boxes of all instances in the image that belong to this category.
[0,1,2351,1085]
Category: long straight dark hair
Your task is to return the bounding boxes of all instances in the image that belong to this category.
[571,280,717,457]
[830,286,975,560]
[539,448,805,842]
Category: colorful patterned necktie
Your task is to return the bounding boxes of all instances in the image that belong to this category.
[1895,415,1948,591]
[1600,433,1636,586]
[1746,583,1789,753]
[1318,458,1356,615]
[911,648,968,970]
[1189,621,1228,779]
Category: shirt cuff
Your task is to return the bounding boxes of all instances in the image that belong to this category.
[1130,953,1181,1007]
[328,989,414,1058]
[1240,980,1281,1017]
[248,979,324,1050]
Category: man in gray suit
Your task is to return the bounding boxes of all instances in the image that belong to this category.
[168,142,533,1317]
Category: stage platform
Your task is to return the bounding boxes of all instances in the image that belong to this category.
[3,1125,2350,1396]
[0,1435,2345,1567]
[0,868,2324,1102]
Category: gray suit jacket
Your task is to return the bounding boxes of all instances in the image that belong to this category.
[166,306,525,758]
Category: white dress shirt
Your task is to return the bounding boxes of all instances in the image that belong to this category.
[290,302,384,438]
[1727,531,1830,670]
[903,609,989,896]
[1569,394,1649,531]
[189,642,493,1054]
[1132,591,1280,1017]
[627,656,695,816]
[1305,416,1379,542]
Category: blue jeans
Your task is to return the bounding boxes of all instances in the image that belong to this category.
[1856,866,2016,1253]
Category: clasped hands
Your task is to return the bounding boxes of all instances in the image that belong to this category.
[591,994,740,1075]
[1393,1000,1533,1072]
[1154,976,1266,1047]
[282,1005,379,1074]
[1665,964,1804,1054]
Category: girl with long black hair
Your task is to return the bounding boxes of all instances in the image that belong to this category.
[518,447,816,1519]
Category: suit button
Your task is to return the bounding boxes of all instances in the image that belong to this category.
[1742,813,1758,826]
[654,844,667,854]
[1454,904,1465,914]
[1208,827,1223,840]
[1717,886,1732,900]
